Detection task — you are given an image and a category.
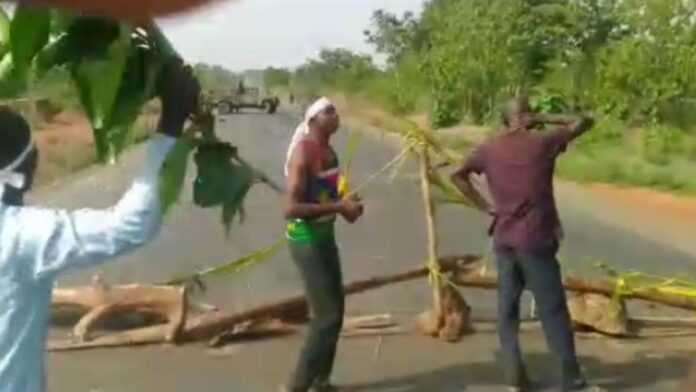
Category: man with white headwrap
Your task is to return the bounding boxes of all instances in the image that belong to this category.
[282,98,364,392]
[0,58,199,392]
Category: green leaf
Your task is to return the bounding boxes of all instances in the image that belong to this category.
[0,53,12,81]
[0,7,10,59]
[147,24,179,58]
[193,142,256,234]
[164,239,284,287]
[221,174,253,234]
[429,169,478,209]
[192,144,233,207]
[159,137,196,215]
[50,10,74,37]
[65,17,120,58]
[10,5,51,79]
[32,33,71,79]
[341,131,362,186]
[104,48,163,157]
[71,25,131,162]
[33,17,122,81]
[0,54,27,99]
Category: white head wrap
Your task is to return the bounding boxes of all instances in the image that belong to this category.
[0,140,34,198]
[284,97,333,176]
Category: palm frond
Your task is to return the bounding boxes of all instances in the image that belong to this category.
[359,109,462,164]
[343,131,363,175]
[428,168,479,210]
[388,146,412,182]
[347,143,415,197]
[164,239,285,288]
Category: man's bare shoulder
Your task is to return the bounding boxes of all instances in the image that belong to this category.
[290,140,315,165]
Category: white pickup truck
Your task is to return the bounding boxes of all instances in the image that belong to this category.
[214,84,280,114]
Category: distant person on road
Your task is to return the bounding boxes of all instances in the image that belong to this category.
[451,96,602,392]
[282,97,364,392]
[0,59,199,392]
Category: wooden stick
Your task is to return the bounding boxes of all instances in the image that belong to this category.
[419,147,442,312]
[373,336,384,362]
[343,314,396,331]
[341,327,407,338]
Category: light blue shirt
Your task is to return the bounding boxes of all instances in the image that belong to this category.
[0,135,176,392]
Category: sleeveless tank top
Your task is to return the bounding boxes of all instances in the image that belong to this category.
[286,140,342,244]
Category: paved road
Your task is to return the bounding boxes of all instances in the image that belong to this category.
[39,110,695,391]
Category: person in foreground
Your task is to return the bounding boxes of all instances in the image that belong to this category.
[451,96,605,392]
[282,97,364,392]
[0,58,199,392]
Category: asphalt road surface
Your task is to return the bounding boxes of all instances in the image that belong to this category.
[36,109,695,392]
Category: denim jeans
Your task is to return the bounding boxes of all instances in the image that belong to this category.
[495,246,585,390]
[288,240,345,390]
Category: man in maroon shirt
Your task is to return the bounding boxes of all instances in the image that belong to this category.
[451,97,601,392]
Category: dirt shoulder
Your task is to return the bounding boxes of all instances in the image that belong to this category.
[557,181,696,260]
[31,110,158,188]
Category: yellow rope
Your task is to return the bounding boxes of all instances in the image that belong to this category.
[608,268,696,299]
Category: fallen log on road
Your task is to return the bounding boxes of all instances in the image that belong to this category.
[185,256,696,343]
[452,268,696,312]
[49,275,188,352]
[49,254,696,350]
[52,275,187,343]
[49,255,480,349]
[181,255,481,341]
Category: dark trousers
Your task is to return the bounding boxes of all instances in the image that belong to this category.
[495,246,584,390]
[288,241,345,390]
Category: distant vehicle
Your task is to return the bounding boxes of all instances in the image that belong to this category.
[213,83,280,115]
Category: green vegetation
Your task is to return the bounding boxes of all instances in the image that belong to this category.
[275,0,696,194]
[193,63,239,90]
[0,5,265,232]
[264,66,291,90]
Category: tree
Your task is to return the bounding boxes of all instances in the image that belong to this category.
[263,67,290,89]
[591,0,696,124]
[192,63,239,91]
[291,48,379,94]
[364,10,425,66]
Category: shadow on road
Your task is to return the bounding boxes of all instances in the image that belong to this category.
[347,351,692,391]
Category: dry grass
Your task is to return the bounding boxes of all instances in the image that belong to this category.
[32,110,158,186]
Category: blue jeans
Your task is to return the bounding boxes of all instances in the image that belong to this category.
[495,246,584,390]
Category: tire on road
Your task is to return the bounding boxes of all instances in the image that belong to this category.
[263,99,278,114]
[267,102,277,114]
[217,101,234,115]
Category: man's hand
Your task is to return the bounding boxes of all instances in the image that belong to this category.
[534,113,595,139]
[518,112,540,130]
[534,113,593,127]
[338,198,364,224]
[157,58,201,138]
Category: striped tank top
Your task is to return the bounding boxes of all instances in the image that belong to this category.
[286,140,342,244]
